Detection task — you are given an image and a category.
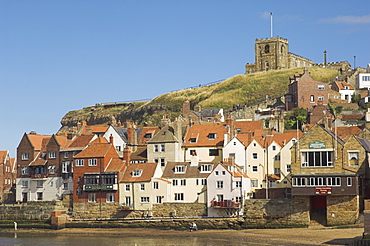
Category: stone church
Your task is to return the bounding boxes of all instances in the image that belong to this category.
[245,36,314,74]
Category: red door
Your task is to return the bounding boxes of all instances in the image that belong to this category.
[311,195,327,209]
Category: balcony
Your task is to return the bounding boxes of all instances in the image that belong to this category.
[31,174,47,179]
[210,200,240,208]
[83,184,118,191]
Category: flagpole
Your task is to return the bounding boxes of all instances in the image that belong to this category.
[270,12,273,38]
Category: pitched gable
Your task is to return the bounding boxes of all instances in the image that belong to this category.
[147,125,179,144]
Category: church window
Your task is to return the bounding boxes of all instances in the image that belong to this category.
[265,45,270,53]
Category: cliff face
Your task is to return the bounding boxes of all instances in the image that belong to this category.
[58,103,178,133]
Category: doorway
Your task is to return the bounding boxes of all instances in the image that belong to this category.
[310,195,327,226]
[22,192,28,203]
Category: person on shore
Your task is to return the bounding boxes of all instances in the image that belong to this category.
[188,222,193,232]
[192,222,197,231]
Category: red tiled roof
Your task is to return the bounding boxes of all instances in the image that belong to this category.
[184,124,226,147]
[121,162,158,182]
[234,120,263,133]
[80,125,109,135]
[105,158,126,172]
[334,81,354,90]
[54,135,69,149]
[29,158,47,166]
[74,142,113,158]
[66,135,95,148]
[90,137,108,144]
[137,127,160,145]
[27,134,51,151]
[335,126,362,141]
[0,151,8,163]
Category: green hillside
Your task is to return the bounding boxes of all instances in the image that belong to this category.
[146,67,339,110]
[62,67,339,127]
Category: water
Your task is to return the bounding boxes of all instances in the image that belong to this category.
[0,233,269,246]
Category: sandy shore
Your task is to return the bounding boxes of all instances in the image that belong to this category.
[0,226,365,245]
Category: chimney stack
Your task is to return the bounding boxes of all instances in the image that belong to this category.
[123,147,131,164]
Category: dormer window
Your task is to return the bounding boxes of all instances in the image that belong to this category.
[175,165,186,173]
[200,164,213,173]
[318,85,325,90]
[144,133,152,139]
[344,86,349,90]
[208,133,216,140]
[132,169,142,177]
[190,138,197,143]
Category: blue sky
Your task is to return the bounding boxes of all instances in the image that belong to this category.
[1,0,370,156]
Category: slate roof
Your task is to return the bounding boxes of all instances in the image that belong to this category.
[147,125,179,144]
[200,109,221,118]
[112,126,129,144]
[130,146,147,160]
[356,136,370,152]
[162,161,216,179]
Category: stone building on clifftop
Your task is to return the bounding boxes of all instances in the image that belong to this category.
[246,36,314,74]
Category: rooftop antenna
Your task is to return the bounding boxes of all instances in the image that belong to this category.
[270,12,273,38]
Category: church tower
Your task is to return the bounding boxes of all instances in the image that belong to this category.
[255,36,289,71]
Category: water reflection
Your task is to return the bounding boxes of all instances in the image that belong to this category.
[0,234,245,246]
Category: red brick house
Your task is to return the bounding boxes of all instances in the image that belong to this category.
[0,150,16,203]
[285,68,331,111]
[73,137,126,203]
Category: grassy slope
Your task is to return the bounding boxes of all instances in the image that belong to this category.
[63,67,339,123]
[146,67,339,110]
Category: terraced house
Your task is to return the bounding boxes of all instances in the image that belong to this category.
[290,123,370,226]
[72,137,126,205]
[0,150,16,203]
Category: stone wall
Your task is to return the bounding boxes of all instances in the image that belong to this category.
[153,203,207,217]
[327,195,359,226]
[244,198,310,227]
[0,201,64,221]
[72,202,121,219]
[72,202,207,219]
[229,96,284,120]
[67,217,247,230]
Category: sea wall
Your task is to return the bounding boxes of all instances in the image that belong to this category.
[244,198,310,227]
[0,201,64,221]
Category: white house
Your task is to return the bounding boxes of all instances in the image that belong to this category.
[103,125,130,157]
[332,81,355,103]
[207,162,251,217]
[120,162,168,214]
[222,135,248,169]
[183,124,227,163]
[356,64,370,89]
[161,157,215,203]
